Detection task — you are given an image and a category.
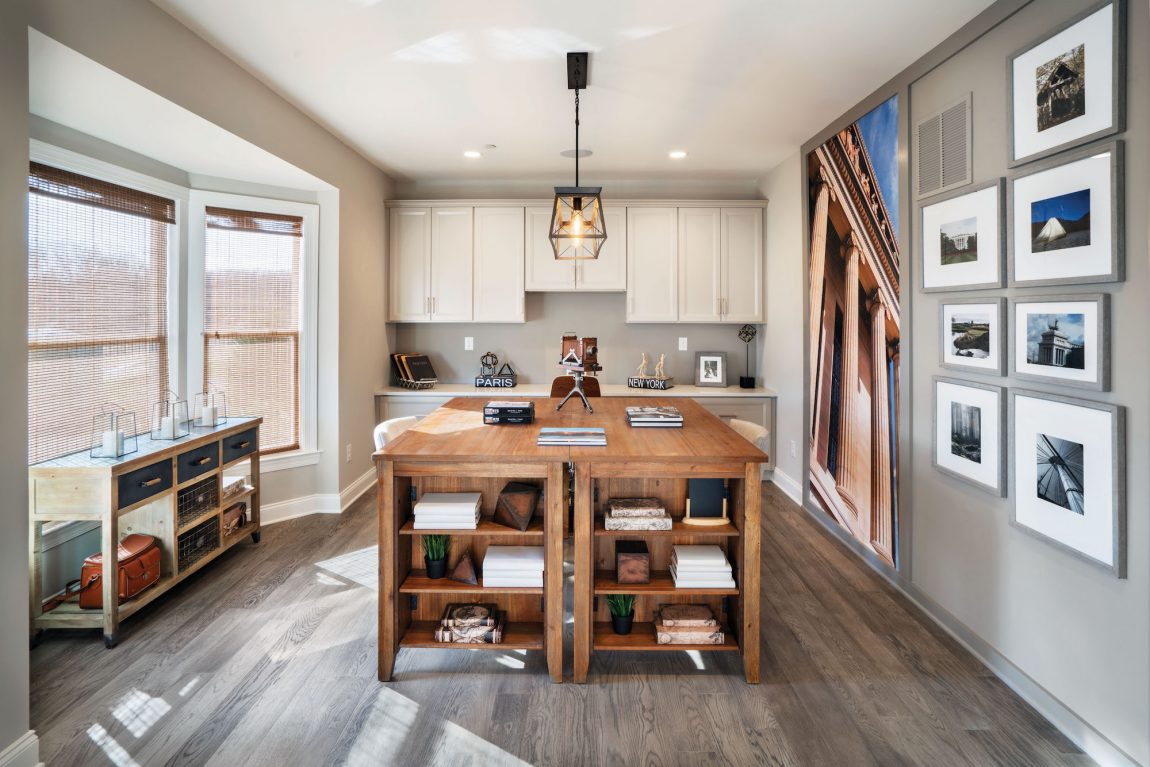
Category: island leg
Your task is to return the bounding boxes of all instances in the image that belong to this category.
[741,462,761,683]
[545,462,565,683]
[572,462,593,683]
[378,460,398,681]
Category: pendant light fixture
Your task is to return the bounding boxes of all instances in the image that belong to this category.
[550,52,606,260]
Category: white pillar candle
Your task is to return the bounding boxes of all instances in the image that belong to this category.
[198,405,217,427]
[101,429,124,457]
[160,415,176,439]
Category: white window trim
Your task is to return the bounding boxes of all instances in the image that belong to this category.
[187,190,320,470]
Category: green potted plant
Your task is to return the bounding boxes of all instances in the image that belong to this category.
[421,535,450,579]
[607,594,635,635]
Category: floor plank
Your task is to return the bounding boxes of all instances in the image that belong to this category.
[30,482,1092,766]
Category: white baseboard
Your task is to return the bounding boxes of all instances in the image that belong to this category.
[261,468,376,526]
[0,732,39,767]
[767,468,802,505]
[796,501,1139,767]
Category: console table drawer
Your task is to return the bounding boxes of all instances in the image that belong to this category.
[177,442,219,484]
[223,427,258,464]
[117,460,173,510]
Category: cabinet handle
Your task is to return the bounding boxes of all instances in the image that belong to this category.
[193,456,212,466]
[139,477,162,488]
[235,440,251,449]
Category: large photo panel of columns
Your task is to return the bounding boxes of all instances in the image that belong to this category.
[807,95,902,568]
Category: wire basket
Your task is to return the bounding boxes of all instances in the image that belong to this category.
[178,516,220,571]
[177,476,219,528]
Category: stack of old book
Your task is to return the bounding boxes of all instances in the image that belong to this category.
[653,603,725,645]
[625,405,683,428]
[412,491,481,530]
[433,602,506,644]
[537,427,606,446]
[482,545,545,588]
[604,497,672,531]
[483,400,535,425]
[670,544,736,589]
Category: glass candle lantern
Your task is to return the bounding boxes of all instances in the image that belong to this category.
[151,391,190,441]
[90,405,138,459]
[191,389,227,428]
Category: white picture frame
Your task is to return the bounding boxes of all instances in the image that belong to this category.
[933,377,1006,497]
[1008,140,1124,287]
[1008,0,1125,167]
[1011,294,1110,391]
[939,298,1006,376]
[1010,389,1125,577]
[921,180,1004,292]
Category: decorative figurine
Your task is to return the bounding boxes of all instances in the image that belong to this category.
[654,354,667,380]
[480,351,499,377]
[627,351,673,390]
[635,352,649,379]
[475,351,517,388]
[738,324,758,389]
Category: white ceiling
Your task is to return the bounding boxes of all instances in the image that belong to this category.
[28,29,330,192]
[148,0,996,186]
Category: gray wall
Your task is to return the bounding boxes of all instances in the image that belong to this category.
[0,3,31,762]
[907,1,1148,762]
[394,292,759,386]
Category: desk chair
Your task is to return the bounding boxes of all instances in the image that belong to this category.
[550,374,601,401]
[373,416,418,450]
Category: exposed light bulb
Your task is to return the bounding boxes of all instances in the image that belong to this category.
[570,211,584,235]
[669,150,688,159]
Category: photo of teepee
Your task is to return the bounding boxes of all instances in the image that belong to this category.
[1031,188,1090,253]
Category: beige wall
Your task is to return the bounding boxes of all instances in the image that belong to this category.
[0,3,31,762]
[759,154,804,499]
[28,0,396,505]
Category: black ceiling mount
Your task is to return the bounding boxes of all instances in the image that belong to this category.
[567,52,588,90]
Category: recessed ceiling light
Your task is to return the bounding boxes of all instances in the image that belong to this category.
[463,150,482,158]
[669,150,688,159]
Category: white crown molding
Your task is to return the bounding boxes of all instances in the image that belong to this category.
[0,732,40,767]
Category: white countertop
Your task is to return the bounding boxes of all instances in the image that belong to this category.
[376,383,777,398]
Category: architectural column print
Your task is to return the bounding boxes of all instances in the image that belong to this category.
[869,292,892,558]
[835,235,861,516]
[807,172,832,437]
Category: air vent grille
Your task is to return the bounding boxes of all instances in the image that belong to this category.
[915,94,972,198]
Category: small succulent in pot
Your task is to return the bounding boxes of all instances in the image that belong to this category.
[607,594,636,634]
[421,534,450,579]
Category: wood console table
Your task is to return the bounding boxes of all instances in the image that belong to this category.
[375,397,766,684]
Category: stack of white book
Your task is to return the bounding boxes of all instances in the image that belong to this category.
[670,544,736,589]
[482,545,545,588]
[412,492,481,530]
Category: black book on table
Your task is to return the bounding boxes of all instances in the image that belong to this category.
[484,415,535,425]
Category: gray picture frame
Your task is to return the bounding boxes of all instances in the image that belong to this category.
[1006,139,1125,288]
[1007,0,1126,168]
[938,297,1007,376]
[932,376,1007,497]
[920,178,1006,293]
[694,351,727,387]
[1010,293,1111,391]
[1008,389,1126,578]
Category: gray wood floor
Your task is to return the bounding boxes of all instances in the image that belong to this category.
[30,483,1092,766]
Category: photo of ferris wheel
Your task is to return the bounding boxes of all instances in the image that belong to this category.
[1036,433,1084,514]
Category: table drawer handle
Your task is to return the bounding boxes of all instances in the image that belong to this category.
[192,456,212,466]
[139,477,162,488]
[234,440,251,449]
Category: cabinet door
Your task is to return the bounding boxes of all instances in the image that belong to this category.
[524,206,576,290]
[677,207,722,322]
[388,207,431,321]
[721,208,764,322]
[626,207,679,322]
[473,207,525,322]
[575,207,626,291]
[429,207,473,322]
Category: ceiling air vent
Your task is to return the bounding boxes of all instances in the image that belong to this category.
[915,94,971,199]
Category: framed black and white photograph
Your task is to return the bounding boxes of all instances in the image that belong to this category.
[1008,140,1123,287]
[1012,294,1110,391]
[1008,0,1125,166]
[921,180,1005,292]
[694,352,727,387]
[939,298,1006,376]
[1010,389,1125,577]
[933,377,1006,496]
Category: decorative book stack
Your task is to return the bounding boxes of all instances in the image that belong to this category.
[653,603,725,645]
[537,427,607,446]
[433,603,506,644]
[482,545,545,588]
[604,498,672,531]
[413,492,481,530]
[625,406,683,428]
[670,544,736,589]
[483,400,535,425]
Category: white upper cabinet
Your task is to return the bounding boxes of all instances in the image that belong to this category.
[388,207,432,322]
[721,207,764,322]
[525,206,576,290]
[575,207,626,291]
[473,207,525,322]
[428,207,473,322]
[677,207,722,322]
[626,207,678,322]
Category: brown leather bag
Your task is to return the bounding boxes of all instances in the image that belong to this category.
[76,534,162,609]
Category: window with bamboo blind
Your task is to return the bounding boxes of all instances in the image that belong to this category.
[27,163,173,465]
[202,206,304,454]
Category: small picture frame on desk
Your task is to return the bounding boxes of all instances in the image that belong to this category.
[694,352,728,387]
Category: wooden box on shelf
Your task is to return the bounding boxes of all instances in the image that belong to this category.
[615,540,650,584]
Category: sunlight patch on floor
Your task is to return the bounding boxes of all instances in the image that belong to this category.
[344,687,420,766]
[434,720,532,766]
[86,724,141,767]
[685,650,706,670]
[111,689,171,738]
[315,545,378,590]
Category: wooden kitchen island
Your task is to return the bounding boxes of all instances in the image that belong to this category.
[374,396,766,684]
